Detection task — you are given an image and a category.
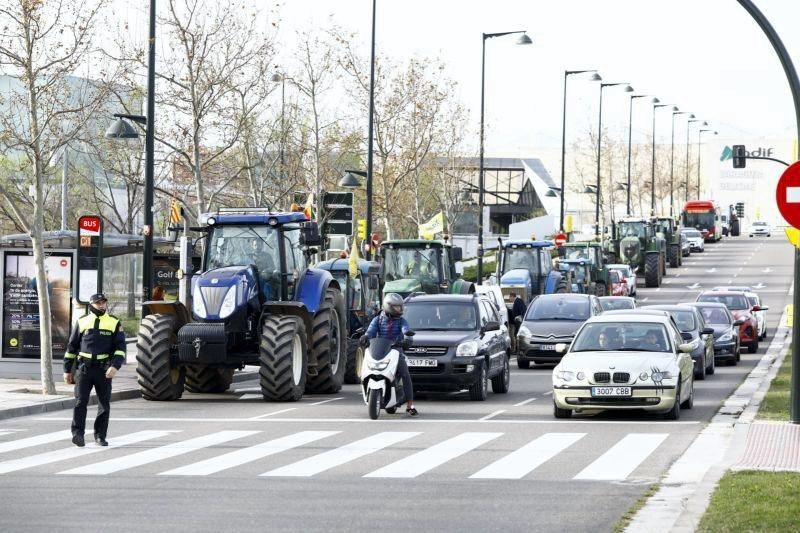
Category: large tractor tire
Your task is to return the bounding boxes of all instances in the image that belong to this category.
[344,341,364,385]
[259,315,308,401]
[661,251,667,275]
[136,314,185,401]
[184,366,234,393]
[731,220,740,237]
[305,287,347,394]
[645,253,661,288]
[594,282,607,297]
[555,283,567,294]
[668,244,680,268]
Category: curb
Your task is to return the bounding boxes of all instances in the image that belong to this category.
[0,369,259,421]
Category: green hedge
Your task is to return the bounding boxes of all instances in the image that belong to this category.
[462,261,496,283]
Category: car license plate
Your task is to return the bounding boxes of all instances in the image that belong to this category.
[531,344,556,351]
[591,386,632,397]
[407,358,437,368]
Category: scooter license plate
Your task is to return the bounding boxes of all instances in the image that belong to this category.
[407,358,437,367]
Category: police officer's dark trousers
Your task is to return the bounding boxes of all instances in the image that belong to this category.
[71,361,112,439]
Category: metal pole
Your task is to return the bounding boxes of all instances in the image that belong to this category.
[595,85,603,237]
[61,146,68,231]
[650,105,657,215]
[794,246,800,423]
[670,113,676,216]
[626,97,634,216]
[280,77,285,180]
[685,122,691,203]
[697,130,702,196]
[142,0,156,302]
[477,34,486,284]
[559,71,568,232]
[365,0,376,259]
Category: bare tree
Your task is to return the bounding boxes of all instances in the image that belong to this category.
[0,0,110,393]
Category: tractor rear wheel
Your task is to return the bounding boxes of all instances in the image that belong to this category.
[136,314,185,401]
[645,254,660,288]
[305,287,347,394]
[669,244,680,268]
[184,366,234,393]
[594,282,607,297]
[259,315,308,401]
[344,341,363,385]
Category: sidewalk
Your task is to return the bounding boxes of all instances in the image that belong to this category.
[0,340,257,421]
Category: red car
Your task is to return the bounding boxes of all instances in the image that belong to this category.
[609,269,629,296]
[696,291,762,353]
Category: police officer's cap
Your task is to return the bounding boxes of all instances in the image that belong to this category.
[89,293,108,304]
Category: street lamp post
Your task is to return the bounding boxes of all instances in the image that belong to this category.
[270,73,286,181]
[697,129,718,197]
[651,102,674,215]
[365,0,377,259]
[685,119,706,202]
[670,110,693,216]
[595,82,632,236]
[559,70,600,231]
[626,95,652,216]
[477,30,532,285]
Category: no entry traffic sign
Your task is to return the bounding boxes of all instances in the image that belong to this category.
[554,232,568,246]
[776,161,800,229]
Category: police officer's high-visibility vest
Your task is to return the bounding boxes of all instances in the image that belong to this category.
[64,313,125,362]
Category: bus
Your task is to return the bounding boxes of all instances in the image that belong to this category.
[682,200,722,242]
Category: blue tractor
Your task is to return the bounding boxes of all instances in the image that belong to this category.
[316,258,383,384]
[496,239,568,308]
[135,211,347,402]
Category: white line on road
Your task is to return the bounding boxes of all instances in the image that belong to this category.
[262,431,419,477]
[159,431,339,476]
[470,432,586,479]
[249,408,297,420]
[0,430,71,455]
[59,430,258,476]
[543,390,554,396]
[365,432,502,478]
[573,433,668,481]
[308,397,344,406]
[513,398,537,407]
[0,431,174,474]
[479,410,506,421]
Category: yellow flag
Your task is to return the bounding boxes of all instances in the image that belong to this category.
[303,192,314,219]
[170,199,181,224]
[418,212,445,240]
[348,238,360,278]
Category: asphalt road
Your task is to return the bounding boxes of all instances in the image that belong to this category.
[0,235,792,533]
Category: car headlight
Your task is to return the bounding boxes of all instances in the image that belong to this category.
[456,341,479,357]
[718,332,733,342]
[556,370,574,381]
[192,286,207,318]
[218,286,237,318]
[650,371,673,381]
[368,359,390,371]
[518,325,532,337]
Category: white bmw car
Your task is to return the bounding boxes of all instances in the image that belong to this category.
[552,314,695,420]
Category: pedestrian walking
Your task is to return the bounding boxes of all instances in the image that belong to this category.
[509,291,527,353]
[63,293,126,447]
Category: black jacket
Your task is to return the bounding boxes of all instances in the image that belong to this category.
[64,311,126,372]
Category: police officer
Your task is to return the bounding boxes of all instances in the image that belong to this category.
[63,293,126,447]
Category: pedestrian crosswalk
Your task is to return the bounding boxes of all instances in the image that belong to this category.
[0,428,671,482]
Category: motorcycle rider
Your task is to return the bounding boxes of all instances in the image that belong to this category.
[361,293,418,417]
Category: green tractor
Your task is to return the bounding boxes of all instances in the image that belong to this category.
[559,241,612,296]
[380,239,474,298]
[656,217,683,268]
[616,217,667,288]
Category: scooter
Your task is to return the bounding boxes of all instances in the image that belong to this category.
[360,331,414,420]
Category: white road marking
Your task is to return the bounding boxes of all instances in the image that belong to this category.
[249,408,297,420]
[262,432,419,477]
[0,430,71,455]
[479,410,506,421]
[58,430,258,476]
[470,432,586,479]
[308,397,344,406]
[238,394,262,401]
[543,390,554,396]
[365,432,502,478]
[513,398,537,407]
[0,431,173,474]
[573,433,668,481]
[159,431,339,476]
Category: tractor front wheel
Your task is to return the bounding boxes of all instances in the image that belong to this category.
[136,314,185,401]
[645,254,661,288]
[259,315,308,401]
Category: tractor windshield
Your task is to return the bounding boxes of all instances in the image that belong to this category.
[206,225,281,274]
[383,247,440,283]
[502,247,540,275]
[618,222,646,239]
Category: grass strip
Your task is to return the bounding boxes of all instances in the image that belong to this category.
[757,348,792,421]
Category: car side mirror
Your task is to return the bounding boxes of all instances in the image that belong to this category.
[483,321,500,333]
[702,327,715,335]
[681,331,693,341]
[404,330,416,337]
[678,343,694,353]
[451,247,463,262]
[733,319,745,326]
[555,343,568,354]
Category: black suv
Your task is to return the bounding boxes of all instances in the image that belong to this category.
[402,294,511,401]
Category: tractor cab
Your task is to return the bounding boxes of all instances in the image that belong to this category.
[380,239,471,297]
[497,239,566,306]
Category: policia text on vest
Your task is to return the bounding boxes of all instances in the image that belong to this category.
[63,293,125,447]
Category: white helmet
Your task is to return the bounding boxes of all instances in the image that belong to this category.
[382,293,404,317]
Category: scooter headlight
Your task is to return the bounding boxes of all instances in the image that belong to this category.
[192,286,207,318]
[368,359,390,371]
[218,286,237,319]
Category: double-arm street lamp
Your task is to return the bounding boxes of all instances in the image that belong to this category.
[651,102,676,215]
[685,119,707,202]
[626,95,654,216]
[670,110,694,216]
[559,69,600,232]
[105,0,156,301]
[477,29,532,285]
[697,128,718,197]
[595,82,633,235]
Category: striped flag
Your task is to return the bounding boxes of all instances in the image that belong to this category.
[170,199,182,224]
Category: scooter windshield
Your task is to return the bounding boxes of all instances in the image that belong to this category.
[369,338,394,360]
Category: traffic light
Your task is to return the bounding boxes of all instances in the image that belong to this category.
[735,202,745,218]
[357,219,367,240]
[732,145,746,169]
